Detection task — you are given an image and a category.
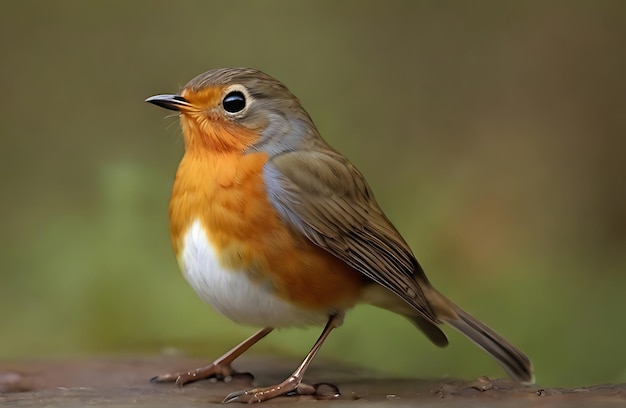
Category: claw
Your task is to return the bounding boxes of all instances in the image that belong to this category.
[222,381,340,403]
[222,387,282,404]
[222,390,248,404]
[150,363,237,387]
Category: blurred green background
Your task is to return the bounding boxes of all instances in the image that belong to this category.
[1,0,625,388]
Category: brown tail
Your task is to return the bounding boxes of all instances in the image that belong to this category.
[442,305,534,383]
[364,282,533,382]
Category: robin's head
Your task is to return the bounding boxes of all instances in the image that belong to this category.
[146,68,319,154]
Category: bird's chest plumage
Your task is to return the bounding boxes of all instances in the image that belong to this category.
[169,152,361,327]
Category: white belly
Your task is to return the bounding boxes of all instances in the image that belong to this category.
[178,220,328,328]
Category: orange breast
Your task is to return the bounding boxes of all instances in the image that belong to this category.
[169,150,364,311]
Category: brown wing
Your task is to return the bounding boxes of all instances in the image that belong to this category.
[263,147,439,324]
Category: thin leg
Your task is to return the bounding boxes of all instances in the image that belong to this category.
[223,315,341,404]
[151,327,273,387]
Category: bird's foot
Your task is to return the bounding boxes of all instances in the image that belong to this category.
[223,376,340,404]
[150,363,253,387]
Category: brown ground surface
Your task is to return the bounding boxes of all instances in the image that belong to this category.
[0,356,624,407]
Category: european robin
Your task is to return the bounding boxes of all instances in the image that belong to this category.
[146,67,533,403]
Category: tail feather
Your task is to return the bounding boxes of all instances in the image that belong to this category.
[407,315,449,347]
[443,306,534,383]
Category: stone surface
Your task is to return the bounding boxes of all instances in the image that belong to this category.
[0,356,624,407]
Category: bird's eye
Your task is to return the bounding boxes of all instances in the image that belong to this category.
[223,91,246,113]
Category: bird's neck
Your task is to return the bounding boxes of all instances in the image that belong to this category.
[180,114,258,154]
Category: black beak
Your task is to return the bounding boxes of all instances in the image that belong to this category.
[145,94,192,112]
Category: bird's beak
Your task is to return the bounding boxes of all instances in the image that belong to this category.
[145,94,193,112]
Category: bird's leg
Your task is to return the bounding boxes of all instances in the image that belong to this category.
[151,327,273,387]
[223,315,341,404]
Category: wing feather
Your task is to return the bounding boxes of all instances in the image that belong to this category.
[263,148,438,323]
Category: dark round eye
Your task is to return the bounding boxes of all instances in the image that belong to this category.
[223,91,246,113]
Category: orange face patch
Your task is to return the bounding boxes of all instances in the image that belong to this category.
[178,87,259,153]
[181,86,222,108]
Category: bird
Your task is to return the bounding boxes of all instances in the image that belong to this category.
[145,67,533,403]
